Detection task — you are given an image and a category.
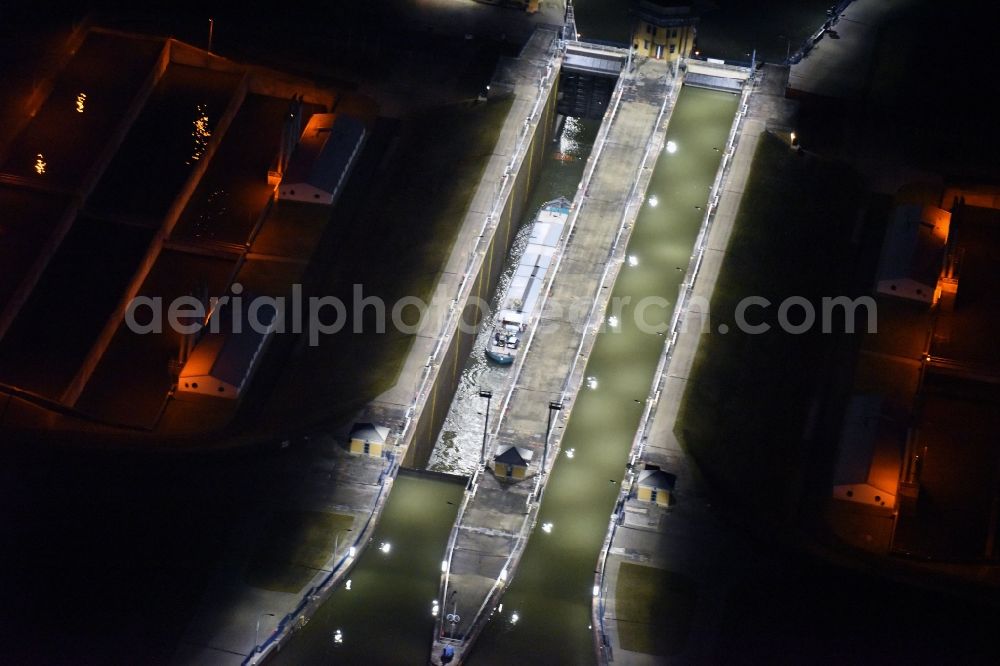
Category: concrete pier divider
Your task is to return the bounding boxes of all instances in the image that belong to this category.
[429,48,687,666]
[590,65,754,666]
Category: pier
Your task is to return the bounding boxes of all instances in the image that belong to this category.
[432,52,682,664]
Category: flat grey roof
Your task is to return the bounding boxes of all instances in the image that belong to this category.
[833,394,882,486]
[877,204,948,287]
[284,114,366,193]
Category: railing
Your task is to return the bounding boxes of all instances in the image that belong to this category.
[585,69,688,665]
[245,450,400,664]
[249,37,562,649]
[564,2,578,42]
[397,33,561,462]
[788,0,856,65]
[685,58,752,75]
[591,72,755,665]
[435,58,682,664]
[558,61,679,414]
[251,35,564,659]
[563,40,629,57]
[436,43,636,658]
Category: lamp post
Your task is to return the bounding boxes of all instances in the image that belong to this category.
[208,18,214,54]
[447,588,460,638]
[254,611,275,658]
[479,389,493,466]
[334,528,353,559]
[626,25,634,72]
[543,401,563,473]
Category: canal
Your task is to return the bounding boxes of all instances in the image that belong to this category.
[270,90,602,666]
[269,84,738,665]
[428,115,600,475]
[467,85,740,664]
[270,473,464,664]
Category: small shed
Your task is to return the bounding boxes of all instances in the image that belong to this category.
[493,444,533,480]
[636,464,675,506]
[278,113,366,205]
[349,422,389,458]
[831,394,899,508]
[875,204,950,304]
[177,298,276,400]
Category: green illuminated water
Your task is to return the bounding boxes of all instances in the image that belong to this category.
[274,116,601,666]
[270,473,463,664]
[429,116,599,475]
[468,86,740,665]
[271,85,737,665]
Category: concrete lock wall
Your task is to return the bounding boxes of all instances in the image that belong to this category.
[403,79,559,468]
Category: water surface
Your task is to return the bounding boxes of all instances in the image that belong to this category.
[468,86,740,664]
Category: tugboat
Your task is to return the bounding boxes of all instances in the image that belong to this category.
[485,197,571,365]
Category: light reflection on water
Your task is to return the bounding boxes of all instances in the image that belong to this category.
[469,85,741,666]
[269,475,464,665]
[427,116,597,475]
